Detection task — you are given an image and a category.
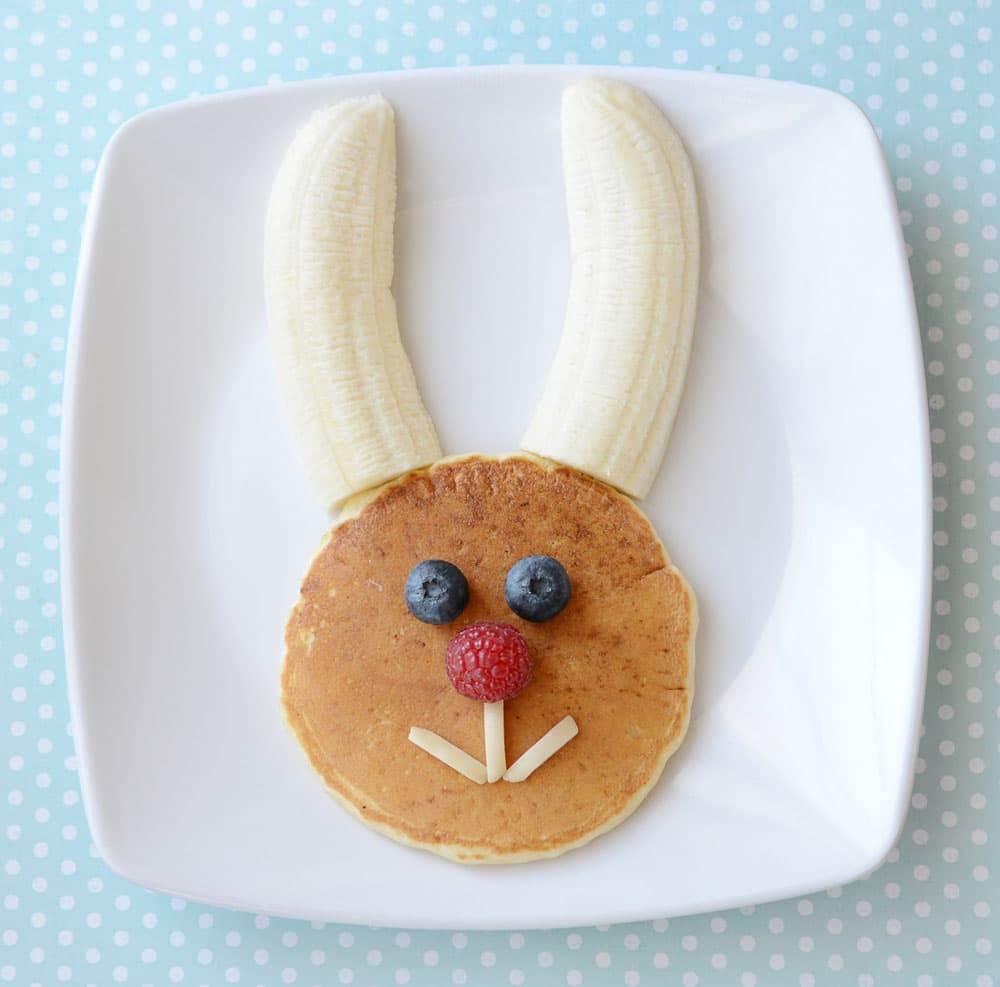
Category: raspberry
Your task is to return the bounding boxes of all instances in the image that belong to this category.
[445,621,533,703]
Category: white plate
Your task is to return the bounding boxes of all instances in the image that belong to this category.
[63,65,930,929]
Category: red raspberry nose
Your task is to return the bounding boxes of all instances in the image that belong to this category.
[445,621,533,703]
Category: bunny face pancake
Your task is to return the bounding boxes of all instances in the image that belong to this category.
[266,78,701,861]
[282,454,695,863]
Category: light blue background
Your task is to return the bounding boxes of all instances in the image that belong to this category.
[2,1,997,984]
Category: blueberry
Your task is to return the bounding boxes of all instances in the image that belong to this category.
[505,555,571,623]
[405,560,469,625]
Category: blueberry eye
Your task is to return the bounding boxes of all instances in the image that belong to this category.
[505,555,571,623]
[405,560,469,625]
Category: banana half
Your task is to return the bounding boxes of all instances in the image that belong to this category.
[264,95,442,513]
[521,78,700,500]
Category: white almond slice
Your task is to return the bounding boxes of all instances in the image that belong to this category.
[408,727,487,784]
[503,716,579,783]
[484,701,506,783]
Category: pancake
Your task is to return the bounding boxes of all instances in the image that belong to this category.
[282,453,697,863]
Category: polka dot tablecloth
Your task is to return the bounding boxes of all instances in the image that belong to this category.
[1,0,996,984]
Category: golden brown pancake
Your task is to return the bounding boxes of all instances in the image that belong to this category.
[282,454,697,862]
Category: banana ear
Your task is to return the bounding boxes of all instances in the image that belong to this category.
[520,78,700,500]
[265,94,442,512]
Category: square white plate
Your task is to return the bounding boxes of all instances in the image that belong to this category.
[63,65,930,929]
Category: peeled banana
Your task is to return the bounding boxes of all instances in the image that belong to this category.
[520,78,700,500]
[264,94,442,512]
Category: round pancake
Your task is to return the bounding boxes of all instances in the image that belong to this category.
[282,454,697,863]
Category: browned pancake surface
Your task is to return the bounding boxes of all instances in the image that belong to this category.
[282,454,695,861]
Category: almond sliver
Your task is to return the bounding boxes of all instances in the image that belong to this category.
[408,727,487,784]
[484,701,506,783]
[503,716,579,783]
